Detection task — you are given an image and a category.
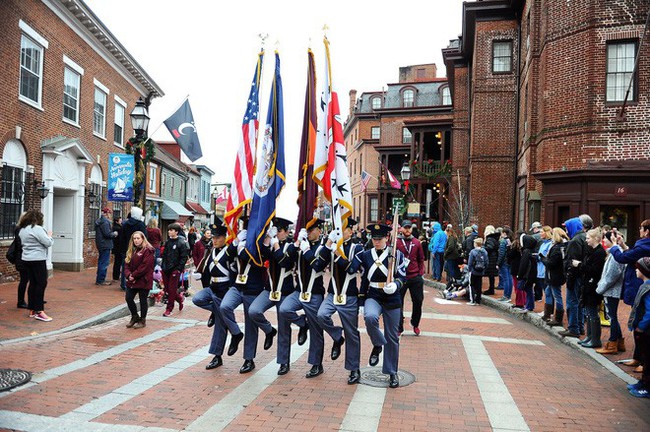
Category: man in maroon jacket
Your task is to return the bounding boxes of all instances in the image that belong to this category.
[396,219,426,336]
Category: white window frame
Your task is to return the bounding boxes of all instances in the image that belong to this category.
[370,197,379,222]
[402,89,415,108]
[441,86,452,105]
[63,67,81,126]
[492,40,513,73]
[93,86,107,139]
[19,35,45,109]
[113,98,126,147]
[371,126,381,140]
[371,96,382,110]
[606,41,636,103]
[402,127,412,144]
[149,163,157,193]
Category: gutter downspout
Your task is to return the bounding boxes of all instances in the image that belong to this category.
[512,11,522,228]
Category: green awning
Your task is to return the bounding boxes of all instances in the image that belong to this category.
[161,200,193,220]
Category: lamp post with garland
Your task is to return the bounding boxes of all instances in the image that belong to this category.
[127,97,154,210]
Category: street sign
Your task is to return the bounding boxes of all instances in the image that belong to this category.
[391,197,406,214]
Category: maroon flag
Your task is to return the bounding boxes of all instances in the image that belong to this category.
[294,49,319,237]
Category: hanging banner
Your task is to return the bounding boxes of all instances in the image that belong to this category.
[108,153,134,202]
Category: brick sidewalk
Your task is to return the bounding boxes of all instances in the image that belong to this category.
[0,267,127,342]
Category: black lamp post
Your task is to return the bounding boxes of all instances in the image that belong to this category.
[36,181,50,199]
[401,162,411,199]
[129,97,150,209]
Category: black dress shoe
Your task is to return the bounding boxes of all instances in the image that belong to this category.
[205,355,222,370]
[239,359,255,374]
[347,369,360,385]
[389,374,399,388]
[331,336,345,360]
[277,364,290,375]
[264,327,277,350]
[228,332,244,356]
[305,364,324,378]
[298,325,308,346]
[207,312,215,328]
[369,345,383,367]
[17,301,29,309]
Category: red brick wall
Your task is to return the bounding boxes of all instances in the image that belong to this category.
[0,0,146,280]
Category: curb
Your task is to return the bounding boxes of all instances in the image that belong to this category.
[424,279,637,384]
[0,304,130,347]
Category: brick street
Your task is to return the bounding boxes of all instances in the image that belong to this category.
[1,270,649,431]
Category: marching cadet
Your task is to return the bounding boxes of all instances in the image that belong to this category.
[278,219,330,378]
[317,217,364,385]
[191,222,235,370]
[349,223,407,388]
[247,217,296,368]
[219,221,272,374]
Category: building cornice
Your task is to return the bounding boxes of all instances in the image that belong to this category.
[43,0,164,98]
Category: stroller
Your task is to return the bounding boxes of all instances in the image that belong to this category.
[149,260,164,307]
[441,264,470,300]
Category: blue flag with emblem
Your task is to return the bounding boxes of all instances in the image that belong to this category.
[246,52,285,265]
[163,99,203,162]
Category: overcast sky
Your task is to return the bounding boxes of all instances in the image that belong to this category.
[85,0,465,220]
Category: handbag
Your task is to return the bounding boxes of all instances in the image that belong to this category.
[6,234,22,264]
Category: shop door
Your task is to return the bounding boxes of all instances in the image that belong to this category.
[600,205,640,245]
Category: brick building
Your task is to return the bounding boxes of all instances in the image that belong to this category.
[345,64,454,228]
[443,0,650,243]
[0,0,163,280]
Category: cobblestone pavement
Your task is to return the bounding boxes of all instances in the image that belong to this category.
[1,272,649,431]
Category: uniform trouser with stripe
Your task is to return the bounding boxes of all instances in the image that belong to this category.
[364,298,400,375]
[276,291,307,365]
[279,291,324,366]
[248,290,278,335]
[220,287,259,361]
[193,287,227,356]
[317,294,360,371]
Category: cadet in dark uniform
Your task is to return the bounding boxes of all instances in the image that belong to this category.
[349,223,407,388]
[278,219,330,378]
[317,217,364,384]
[219,223,271,374]
[248,217,296,362]
[191,222,235,370]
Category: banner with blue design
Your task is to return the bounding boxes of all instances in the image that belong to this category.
[108,153,134,202]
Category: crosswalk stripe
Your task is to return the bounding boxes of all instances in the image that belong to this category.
[403,311,511,324]
[340,385,387,432]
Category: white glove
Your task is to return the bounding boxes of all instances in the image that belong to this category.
[297,228,308,242]
[237,229,248,242]
[383,282,398,295]
[270,237,279,247]
[329,242,338,252]
[328,231,338,244]
[300,240,310,252]
[359,306,365,316]
[266,226,278,238]
[192,272,202,280]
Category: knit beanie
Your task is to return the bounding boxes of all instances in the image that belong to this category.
[636,257,650,279]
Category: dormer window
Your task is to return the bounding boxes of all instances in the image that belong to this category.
[402,89,415,107]
[441,86,452,105]
[371,96,382,110]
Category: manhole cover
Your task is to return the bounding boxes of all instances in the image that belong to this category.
[0,369,31,392]
[359,367,416,388]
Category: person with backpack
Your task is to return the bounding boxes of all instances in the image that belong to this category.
[8,212,29,309]
[467,237,488,305]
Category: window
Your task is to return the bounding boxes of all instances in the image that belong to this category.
[517,185,526,232]
[1,140,27,239]
[359,154,363,174]
[170,177,175,197]
[371,97,382,110]
[114,101,125,146]
[162,173,167,195]
[19,35,44,106]
[371,126,380,140]
[149,164,157,193]
[402,128,412,144]
[87,182,102,234]
[204,180,210,202]
[402,89,415,107]
[113,202,123,221]
[606,41,636,102]
[492,40,513,73]
[370,197,379,222]
[63,67,80,124]
[441,87,452,105]
[93,87,107,138]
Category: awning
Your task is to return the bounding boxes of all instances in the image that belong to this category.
[186,201,210,215]
[161,200,193,220]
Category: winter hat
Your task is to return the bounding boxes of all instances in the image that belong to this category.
[635,257,650,279]
[130,206,143,221]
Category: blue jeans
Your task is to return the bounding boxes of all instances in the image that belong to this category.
[523,280,535,311]
[444,259,459,281]
[566,277,584,334]
[432,253,443,280]
[96,249,111,283]
[545,284,564,309]
[499,265,513,298]
[604,296,622,341]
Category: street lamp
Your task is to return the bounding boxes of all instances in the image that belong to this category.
[129,97,150,209]
[35,181,49,199]
[401,162,411,198]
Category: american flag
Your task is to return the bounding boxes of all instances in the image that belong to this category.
[360,170,371,192]
[225,51,264,242]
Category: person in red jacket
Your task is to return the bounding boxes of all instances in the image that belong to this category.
[396,219,426,336]
[124,231,155,329]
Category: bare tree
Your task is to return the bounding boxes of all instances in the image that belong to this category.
[445,170,476,233]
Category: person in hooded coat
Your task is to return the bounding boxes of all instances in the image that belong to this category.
[516,234,538,312]
[482,225,500,295]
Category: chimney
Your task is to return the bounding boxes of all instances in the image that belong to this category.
[349,89,357,117]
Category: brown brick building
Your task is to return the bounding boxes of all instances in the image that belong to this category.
[442,0,650,243]
[0,0,163,280]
